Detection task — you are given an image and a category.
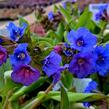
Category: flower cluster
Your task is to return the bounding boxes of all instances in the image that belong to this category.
[3,22,40,86]
[66,27,109,78]
[65,28,96,78]
[1,3,109,109]
[42,27,109,85]
[10,43,40,86]
[1,22,109,87]
[4,23,109,87]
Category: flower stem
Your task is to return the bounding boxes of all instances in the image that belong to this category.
[3,90,13,109]
[22,83,54,109]
[30,83,54,109]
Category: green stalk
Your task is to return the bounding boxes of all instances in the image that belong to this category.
[21,93,46,109]
[22,84,54,109]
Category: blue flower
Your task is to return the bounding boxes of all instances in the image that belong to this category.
[68,52,96,78]
[11,64,40,86]
[94,44,109,76]
[83,81,98,107]
[72,0,77,3]
[52,71,61,84]
[0,38,3,44]
[42,51,62,77]
[95,11,103,21]
[48,11,54,21]
[67,27,97,52]
[63,43,74,57]
[10,43,31,66]
[42,51,63,84]
[7,22,27,42]
[95,4,108,21]
[0,45,7,66]
[62,2,66,9]
[84,81,98,93]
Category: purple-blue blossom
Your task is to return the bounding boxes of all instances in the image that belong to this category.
[42,51,62,77]
[0,38,3,44]
[11,64,40,86]
[0,45,7,66]
[7,22,27,42]
[42,51,67,84]
[72,0,77,3]
[48,11,54,21]
[68,52,96,78]
[94,44,109,76]
[95,4,108,21]
[10,43,31,66]
[62,2,66,9]
[67,27,97,52]
[84,81,98,93]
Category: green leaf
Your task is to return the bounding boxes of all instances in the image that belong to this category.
[64,31,68,42]
[61,72,73,89]
[86,20,101,34]
[11,101,20,109]
[61,87,70,109]
[46,30,60,44]
[98,20,107,30]
[19,17,29,26]
[75,9,92,29]
[38,91,107,103]
[38,41,53,48]
[75,9,100,34]
[59,6,76,29]
[59,6,72,24]
[0,103,2,109]
[54,5,59,13]
[31,33,55,47]
[19,17,30,34]
[103,30,109,43]
[0,59,11,75]
[0,59,12,89]
[9,77,47,101]
[56,22,65,41]
[0,70,21,96]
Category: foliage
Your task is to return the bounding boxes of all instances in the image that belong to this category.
[0,1,109,109]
